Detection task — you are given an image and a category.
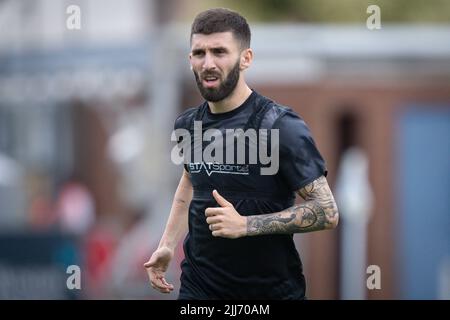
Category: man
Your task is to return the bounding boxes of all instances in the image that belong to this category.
[144,8,339,300]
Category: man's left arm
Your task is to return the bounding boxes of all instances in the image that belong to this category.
[205,175,339,238]
[247,175,338,236]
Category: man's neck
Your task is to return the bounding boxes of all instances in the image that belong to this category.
[207,83,252,114]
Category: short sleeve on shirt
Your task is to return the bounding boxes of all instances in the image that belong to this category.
[173,107,197,172]
[273,110,327,191]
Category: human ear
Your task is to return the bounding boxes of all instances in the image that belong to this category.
[240,48,253,70]
[189,53,193,70]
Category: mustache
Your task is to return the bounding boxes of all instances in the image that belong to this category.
[199,71,221,79]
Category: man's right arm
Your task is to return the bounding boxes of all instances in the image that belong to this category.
[158,169,192,251]
[144,169,192,293]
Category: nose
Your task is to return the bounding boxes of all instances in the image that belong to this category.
[202,52,216,71]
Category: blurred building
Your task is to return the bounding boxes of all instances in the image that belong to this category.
[0,0,186,299]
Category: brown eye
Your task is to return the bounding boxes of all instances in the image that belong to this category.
[213,49,226,55]
[192,50,204,57]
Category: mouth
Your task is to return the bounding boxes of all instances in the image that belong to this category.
[202,75,220,88]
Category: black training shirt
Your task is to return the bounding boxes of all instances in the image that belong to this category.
[174,90,327,299]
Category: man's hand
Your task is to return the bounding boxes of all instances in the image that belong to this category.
[205,190,247,239]
[143,246,174,294]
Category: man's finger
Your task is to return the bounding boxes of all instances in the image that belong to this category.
[151,276,171,291]
[152,282,171,293]
[161,278,174,290]
[205,207,224,217]
[206,216,222,225]
[143,255,157,268]
[212,230,224,237]
[210,223,223,231]
[213,190,232,208]
[148,269,167,289]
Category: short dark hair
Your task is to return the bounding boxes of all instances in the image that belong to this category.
[190,8,251,49]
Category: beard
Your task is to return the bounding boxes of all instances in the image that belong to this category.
[193,60,240,102]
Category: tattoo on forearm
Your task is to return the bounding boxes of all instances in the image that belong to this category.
[247,176,339,236]
[174,197,189,209]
